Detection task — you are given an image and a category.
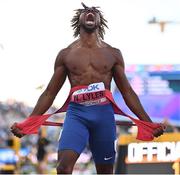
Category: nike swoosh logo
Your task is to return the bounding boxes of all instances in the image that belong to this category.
[104,156,113,160]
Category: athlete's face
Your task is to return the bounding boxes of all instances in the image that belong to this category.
[79,8,100,32]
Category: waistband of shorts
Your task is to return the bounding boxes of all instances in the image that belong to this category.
[69,100,111,107]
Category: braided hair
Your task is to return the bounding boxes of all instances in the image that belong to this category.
[71,2,108,39]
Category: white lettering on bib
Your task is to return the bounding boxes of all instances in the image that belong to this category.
[71,82,108,106]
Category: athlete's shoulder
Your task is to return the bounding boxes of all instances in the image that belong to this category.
[58,47,70,55]
[54,48,69,68]
[108,46,122,55]
[57,47,71,60]
[102,41,122,53]
[56,40,80,63]
[105,44,124,65]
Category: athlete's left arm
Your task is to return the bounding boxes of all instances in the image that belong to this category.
[112,49,153,122]
[112,49,165,136]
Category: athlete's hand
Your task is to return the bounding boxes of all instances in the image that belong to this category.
[10,122,25,138]
[152,123,166,137]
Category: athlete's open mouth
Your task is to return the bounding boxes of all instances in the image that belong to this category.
[86,13,94,21]
[85,12,95,24]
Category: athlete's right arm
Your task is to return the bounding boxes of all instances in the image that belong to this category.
[29,49,67,116]
[10,49,67,137]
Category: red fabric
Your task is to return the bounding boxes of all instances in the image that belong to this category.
[16,86,162,141]
[105,90,161,141]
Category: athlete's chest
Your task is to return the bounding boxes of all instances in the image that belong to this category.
[65,48,115,72]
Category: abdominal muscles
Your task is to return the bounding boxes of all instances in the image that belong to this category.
[68,66,112,89]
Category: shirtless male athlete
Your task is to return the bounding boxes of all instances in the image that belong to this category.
[11,3,165,174]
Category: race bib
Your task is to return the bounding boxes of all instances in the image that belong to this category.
[71,82,108,106]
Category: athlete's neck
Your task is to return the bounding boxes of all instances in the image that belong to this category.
[79,29,102,48]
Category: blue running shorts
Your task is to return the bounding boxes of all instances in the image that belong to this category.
[58,102,116,164]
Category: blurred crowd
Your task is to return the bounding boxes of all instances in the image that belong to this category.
[0,100,94,174]
[0,100,179,174]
